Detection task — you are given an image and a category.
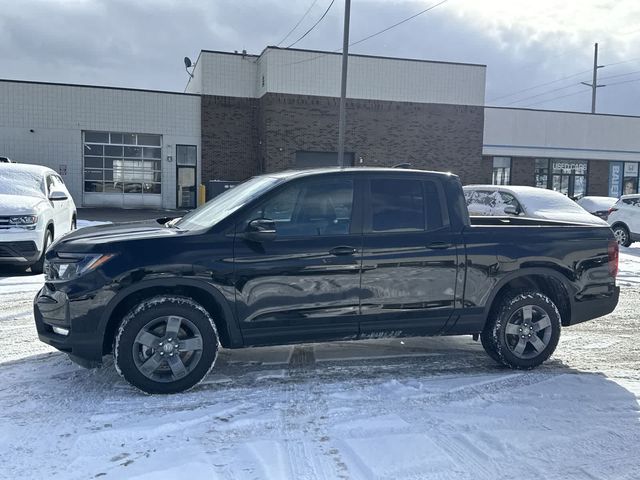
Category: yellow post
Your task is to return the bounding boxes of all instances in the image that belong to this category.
[198,184,206,206]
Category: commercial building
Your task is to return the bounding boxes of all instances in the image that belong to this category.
[483,107,640,198]
[1,46,639,209]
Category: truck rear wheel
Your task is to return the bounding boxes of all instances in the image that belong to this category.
[481,291,561,369]
[114,295,219,394]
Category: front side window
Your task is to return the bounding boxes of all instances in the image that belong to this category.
[370,178,424,232]
[247,178,354,237]
[492,157,511,185]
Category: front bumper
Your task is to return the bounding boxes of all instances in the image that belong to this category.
[0,227,43,265]
[0,240,40,264]
[33,285,104,368]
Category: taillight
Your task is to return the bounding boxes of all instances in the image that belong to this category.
[608,239,619,278]
[608,207,618,214]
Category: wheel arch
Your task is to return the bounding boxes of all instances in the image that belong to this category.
[610,221,630,235]
[100,279,241,355]
[484,268,573,327]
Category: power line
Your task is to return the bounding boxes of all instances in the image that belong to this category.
[286,0,336,49]
[520,74,640,109]
[488,56,640,105]
[503,81,585,106]
[276,0,319,47]
[599,68,640,81]
[522,88,587,108]
[488,69,591,103]
[280,0,449,67]
[348,0,448,48]
[606,77,640,87]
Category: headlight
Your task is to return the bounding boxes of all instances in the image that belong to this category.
[46,253,115,281]
[9,215,38,226]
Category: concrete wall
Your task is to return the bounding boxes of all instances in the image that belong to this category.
[0,80,201,208]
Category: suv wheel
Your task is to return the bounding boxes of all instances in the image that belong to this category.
[114,295,219,394]
[612,225,631,247]
[31,229,52,275]
[481,291,561,369]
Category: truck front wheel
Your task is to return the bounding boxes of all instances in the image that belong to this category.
[114,295,219,394]
[481,291,561,369]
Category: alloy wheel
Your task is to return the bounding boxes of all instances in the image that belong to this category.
[504,305,553,360]
[132,315,204,382]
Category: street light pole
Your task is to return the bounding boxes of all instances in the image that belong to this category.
[337,0,351,168]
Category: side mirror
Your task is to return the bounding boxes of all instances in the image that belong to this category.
[503,205,519,215]
[49,190,68,201]
[245,218,277,242]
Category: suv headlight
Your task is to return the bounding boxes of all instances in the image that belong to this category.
[46,253,115,281]
[9,215,38,228]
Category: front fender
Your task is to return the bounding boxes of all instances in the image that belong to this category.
[97,277,242,348]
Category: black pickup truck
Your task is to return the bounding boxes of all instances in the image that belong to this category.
[34,168,620,394]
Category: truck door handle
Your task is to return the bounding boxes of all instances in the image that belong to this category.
[330,246,357,256]
[426,242,452,250]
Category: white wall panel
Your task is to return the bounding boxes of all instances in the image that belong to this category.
[484,107,640,161]
[0,81,201,208]
[197,48,486,106]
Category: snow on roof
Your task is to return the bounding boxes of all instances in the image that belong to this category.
[577,196,618,212]
[464,184,607,225]
[0,163,51,197]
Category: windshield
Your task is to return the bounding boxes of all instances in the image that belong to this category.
[0,170,45,197]
[176,175,283,230]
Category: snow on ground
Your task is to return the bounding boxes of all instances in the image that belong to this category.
[1,232,639,479]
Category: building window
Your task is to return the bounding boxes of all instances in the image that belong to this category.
[83,131,162,194]
[551,159,588,199]
[534,158,588,199]
[492,157,511,185]
[623,162,639,195]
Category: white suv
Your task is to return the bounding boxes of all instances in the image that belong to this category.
[607,194,640,246]
[0,164,76,273]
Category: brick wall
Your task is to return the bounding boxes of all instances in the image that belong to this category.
[511,157,535,186]
[258,93,485,185]
[201,95,260,181]
[588,160,609,196]
[201,93,485,184]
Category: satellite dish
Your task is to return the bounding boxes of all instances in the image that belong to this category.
[184,57,192,68]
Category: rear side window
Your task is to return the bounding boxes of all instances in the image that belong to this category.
[370,178,425,232]
[622,197,640,207]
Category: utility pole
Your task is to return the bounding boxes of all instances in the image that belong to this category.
[581,42,606,113]
[337,0,351,168]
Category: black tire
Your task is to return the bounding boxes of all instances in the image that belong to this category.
[71,216,77,230]
[482,291,561,370]
[612,224,632,247]
[114,295,219,394]
[480,328,501,363]
[31,229,52,275]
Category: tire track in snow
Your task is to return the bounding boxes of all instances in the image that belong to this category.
[279,345,349,480]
